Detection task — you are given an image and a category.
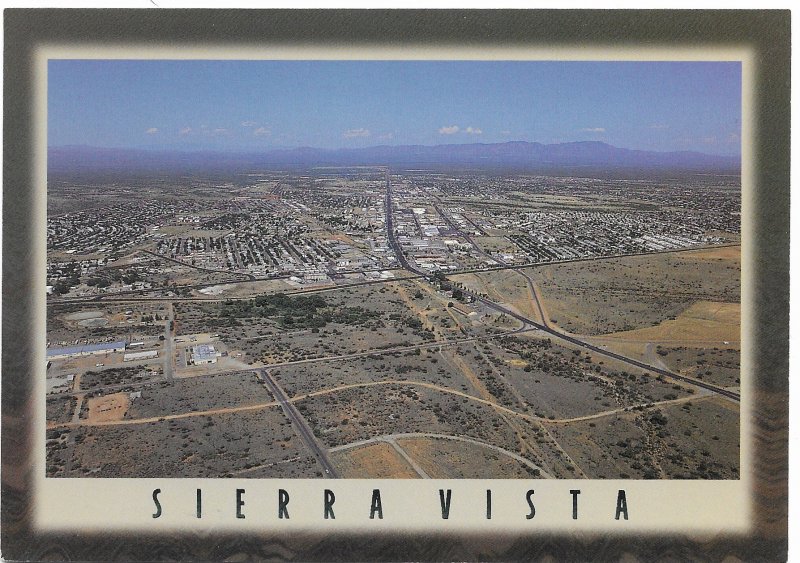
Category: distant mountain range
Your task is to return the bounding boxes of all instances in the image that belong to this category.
[48,141,740,175]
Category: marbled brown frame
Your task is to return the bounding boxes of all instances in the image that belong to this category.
[3,9,789,561]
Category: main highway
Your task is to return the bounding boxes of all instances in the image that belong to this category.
[259,368,340,478]
[383,171,740,403]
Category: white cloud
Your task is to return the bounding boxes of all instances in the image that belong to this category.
[241,121,257,127]
[179,127,192,136]
[343,128,370,139]
[581,127,606,133]
[465,126,482,135]
[378,132,394,140]
[254,127,271,136]
[146,127,159,134]
[213,128,229,135]
[439,125,460,135]
[649,124,670,130]
[500,130,512,136]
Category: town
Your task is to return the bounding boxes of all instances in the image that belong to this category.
[47,170,738,296]
[46,168,742,481]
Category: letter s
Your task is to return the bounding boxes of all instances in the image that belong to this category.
[152,488,162,518]
[525,489,535,519]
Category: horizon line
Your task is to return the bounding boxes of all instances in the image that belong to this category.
[47,140,742,159]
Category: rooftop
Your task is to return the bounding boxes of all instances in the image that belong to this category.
[46,340,126,358]
[192,344,217,362]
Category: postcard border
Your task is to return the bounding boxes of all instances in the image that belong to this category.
[3,9,790,561]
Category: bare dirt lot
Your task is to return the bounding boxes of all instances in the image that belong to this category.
[472,236,520,255]
[86,392,130,423]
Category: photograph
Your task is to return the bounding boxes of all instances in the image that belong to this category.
[45,59,743,481]
[3,9,789,562]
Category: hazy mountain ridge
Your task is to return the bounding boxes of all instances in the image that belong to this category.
[48,141,740,174]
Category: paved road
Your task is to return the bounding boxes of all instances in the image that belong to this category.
[385,172,416,272]
[259,368,339,478]
[466,287,741,402]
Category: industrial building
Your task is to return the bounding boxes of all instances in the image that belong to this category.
[46,340,126,361]
[191,344,219,365]
[123,350,158,362]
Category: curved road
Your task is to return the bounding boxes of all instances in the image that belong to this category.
[49,376,714,432]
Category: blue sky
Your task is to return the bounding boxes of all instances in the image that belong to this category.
[48,60,741,155]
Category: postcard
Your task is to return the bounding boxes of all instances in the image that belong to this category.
[2,9,790,561]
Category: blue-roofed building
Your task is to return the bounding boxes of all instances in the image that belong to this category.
[46,340,126,360]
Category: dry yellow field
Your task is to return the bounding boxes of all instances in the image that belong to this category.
[599,300,740,347]
[333,442,419,478]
